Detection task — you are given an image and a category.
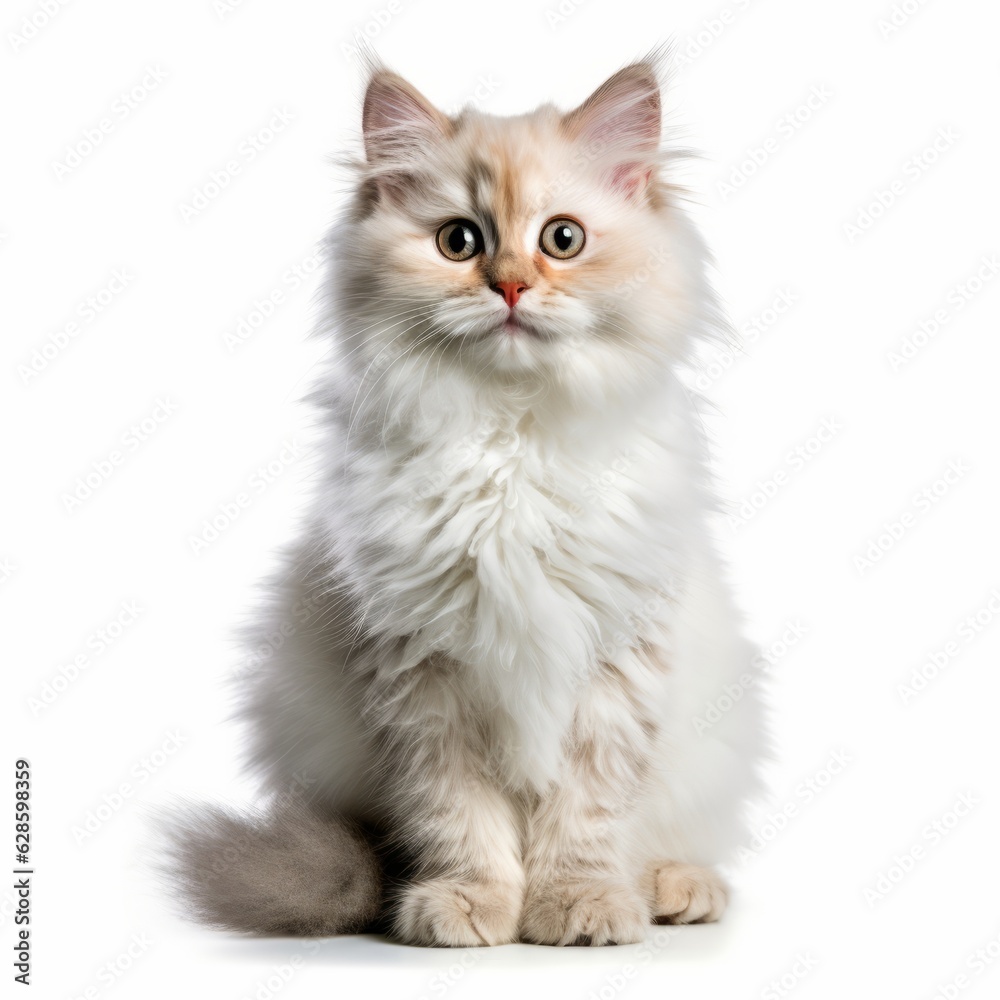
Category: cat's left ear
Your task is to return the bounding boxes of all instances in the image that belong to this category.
[563,61,661,200]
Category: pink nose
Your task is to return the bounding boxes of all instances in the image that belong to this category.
[491,281,529,309]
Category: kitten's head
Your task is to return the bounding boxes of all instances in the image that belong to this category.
[332,56,715,404]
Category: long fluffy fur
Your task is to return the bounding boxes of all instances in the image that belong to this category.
[163,52,764,946]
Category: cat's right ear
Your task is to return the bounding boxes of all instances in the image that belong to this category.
[361,71,450,197]
[563,61,662,201]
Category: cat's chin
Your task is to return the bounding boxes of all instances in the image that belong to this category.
[475,321,552,373]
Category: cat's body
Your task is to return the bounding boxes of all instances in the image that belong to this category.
[165,55,764,947]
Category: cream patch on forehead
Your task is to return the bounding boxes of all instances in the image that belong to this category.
[457,135,561,255]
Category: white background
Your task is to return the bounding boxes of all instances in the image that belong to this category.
[4,0,1000,998]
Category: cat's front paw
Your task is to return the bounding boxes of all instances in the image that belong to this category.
[652,861,728,924]
[394,878,521,946]
[520,876,649,946]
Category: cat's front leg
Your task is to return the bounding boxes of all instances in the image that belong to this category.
[379,658,524,946]
[520,662,656,946]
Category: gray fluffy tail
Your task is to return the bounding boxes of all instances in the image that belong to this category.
[158,797,382,936]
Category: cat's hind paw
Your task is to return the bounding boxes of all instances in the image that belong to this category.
[394,878,521,947]
[652,861,728,924]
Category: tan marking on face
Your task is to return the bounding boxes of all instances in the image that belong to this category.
[493,146,520,242]
[476,141,541,291]
[533,251,579,298]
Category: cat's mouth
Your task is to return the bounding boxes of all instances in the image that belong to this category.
[500,314,541,338]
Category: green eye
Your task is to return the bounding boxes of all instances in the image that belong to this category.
[540,218,585,259]
[436,219,484,261]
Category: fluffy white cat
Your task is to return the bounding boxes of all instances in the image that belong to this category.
[165,53,764,947]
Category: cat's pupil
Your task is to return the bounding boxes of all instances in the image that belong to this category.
[449,226,470,253]
[554,225,573,250]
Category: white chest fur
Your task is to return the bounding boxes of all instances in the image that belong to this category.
[326,388,699,786]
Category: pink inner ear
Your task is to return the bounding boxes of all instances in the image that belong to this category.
[610,163,653,200]
[566,65,661,149]
[564,64,662,200]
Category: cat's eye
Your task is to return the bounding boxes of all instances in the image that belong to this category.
[436,219,484,262]
[539,218,585,259]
